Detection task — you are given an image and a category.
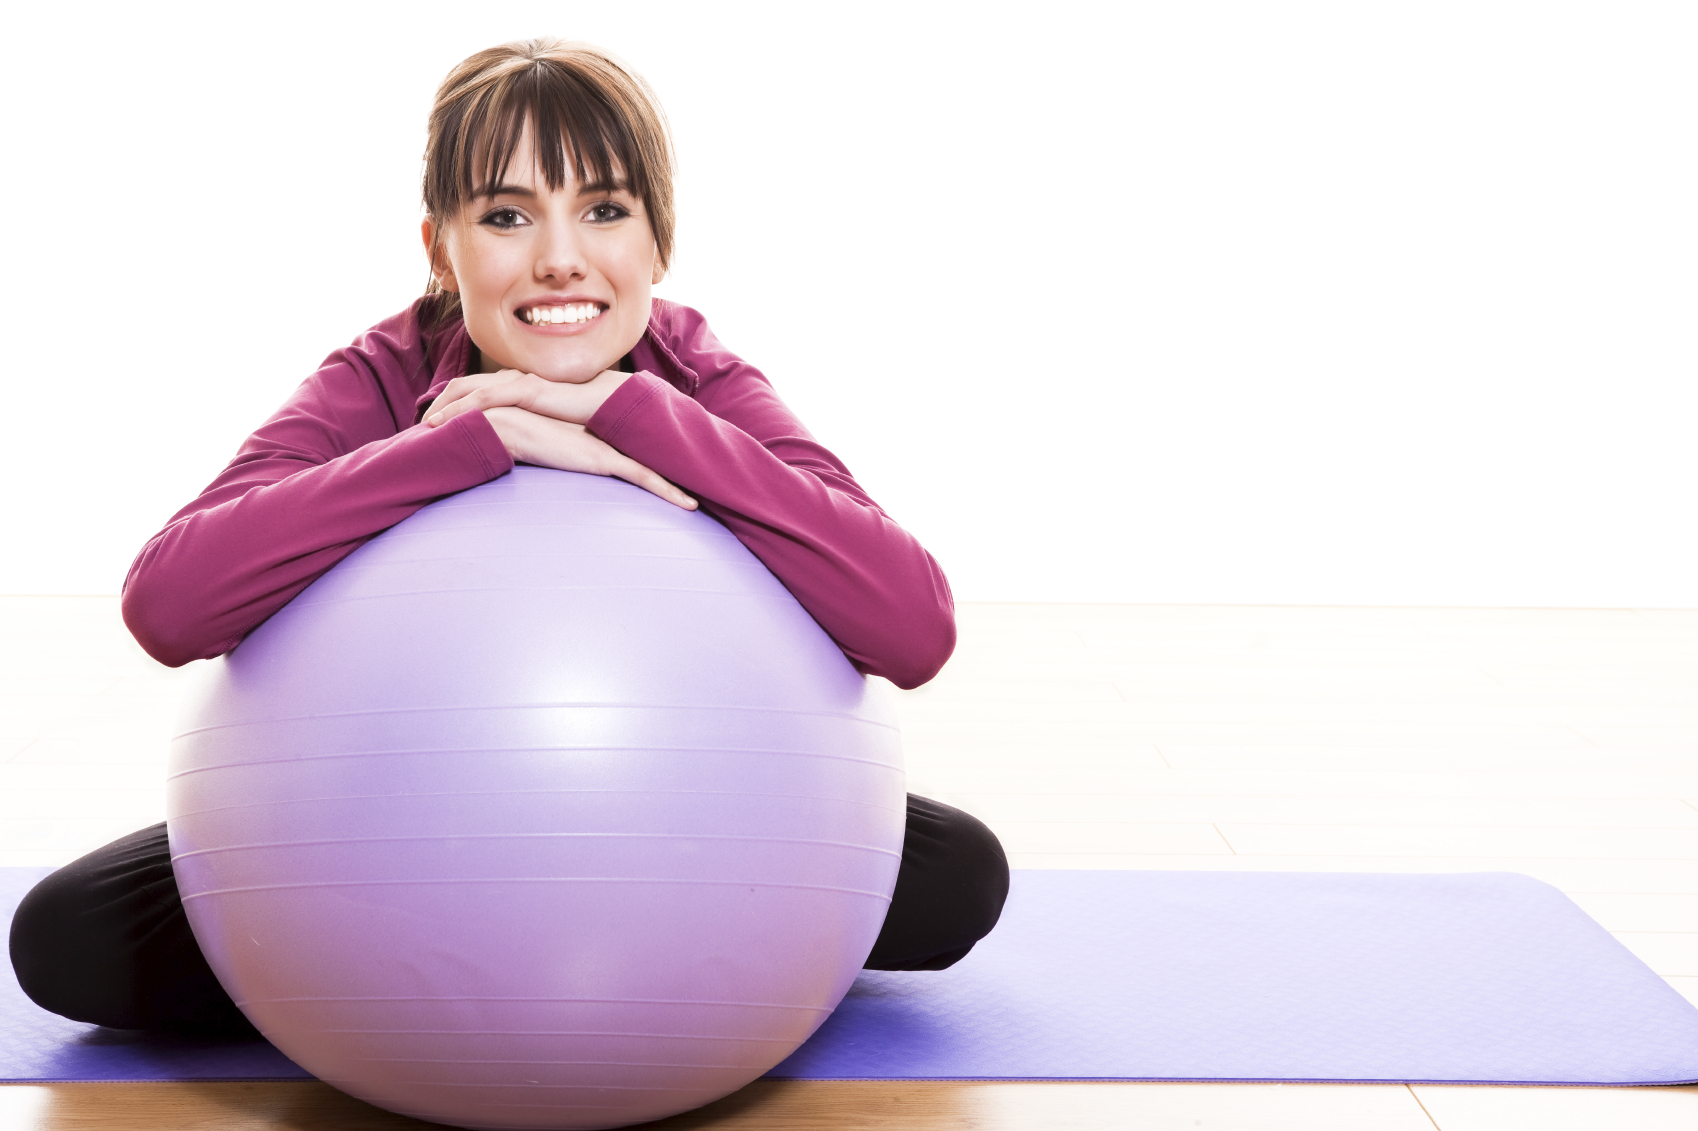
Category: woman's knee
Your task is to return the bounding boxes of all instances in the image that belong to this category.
[7,823,247,1033]
[865,795,1010,971]
[11,861,120,1024]
[904,795,1010,932]
[10,825,168,1025]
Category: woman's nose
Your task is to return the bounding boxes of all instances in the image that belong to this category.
[535,222,589,283]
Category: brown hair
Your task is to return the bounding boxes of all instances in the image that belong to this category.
[421,38,676,323]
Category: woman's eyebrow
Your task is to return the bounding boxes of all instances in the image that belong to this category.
[473,182,536,199]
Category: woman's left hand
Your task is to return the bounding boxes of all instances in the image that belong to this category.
[424,368,631,429]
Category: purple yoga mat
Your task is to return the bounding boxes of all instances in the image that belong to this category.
[4,868,1695,1085]
[773,869,1698,1085]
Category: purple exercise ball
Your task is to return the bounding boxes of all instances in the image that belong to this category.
[166,467,906,1130]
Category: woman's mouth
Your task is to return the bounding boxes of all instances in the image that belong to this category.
[518,301,605,327]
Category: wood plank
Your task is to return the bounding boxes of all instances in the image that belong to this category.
[1411,1084,1698,1131]
[0,1080,1439,1131]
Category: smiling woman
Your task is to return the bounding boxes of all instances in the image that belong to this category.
[8,32,1009,1104]
[420,40,673,384]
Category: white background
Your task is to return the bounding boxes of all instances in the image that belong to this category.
[2,1,1694,606]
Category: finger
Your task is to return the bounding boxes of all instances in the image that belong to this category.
[610,455,698,510]
[424,379,474,421]
[426,373,536,427]
[425,372,517,422]
[427,385,528,427]
[433,374,494,410]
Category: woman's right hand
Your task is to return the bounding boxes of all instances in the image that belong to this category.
[480,406,697,511]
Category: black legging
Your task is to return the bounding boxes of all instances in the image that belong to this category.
[8,794,1007,1036]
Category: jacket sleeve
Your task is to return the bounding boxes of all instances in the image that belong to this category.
[588,310,955,689]
[122,341,512,668]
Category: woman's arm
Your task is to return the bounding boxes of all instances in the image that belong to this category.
[121,314,515,667]
[589,304,957,690]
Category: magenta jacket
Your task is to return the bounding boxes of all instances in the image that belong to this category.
[122,298,955,689]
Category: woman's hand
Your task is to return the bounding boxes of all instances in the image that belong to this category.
[481,405,697,510]
[425,368,630,429]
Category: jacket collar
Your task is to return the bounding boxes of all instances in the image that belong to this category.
[628,299,701,396]
[413,311,475,424]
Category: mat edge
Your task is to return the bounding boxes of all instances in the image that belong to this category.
[764,1075,1698,1087]
[0,1077,316,1085]
[5,1076,1692,1088]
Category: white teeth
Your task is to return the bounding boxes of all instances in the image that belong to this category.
[525,303,601,325]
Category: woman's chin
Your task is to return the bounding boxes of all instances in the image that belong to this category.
[535,364,604,385]
[485,348,605,384]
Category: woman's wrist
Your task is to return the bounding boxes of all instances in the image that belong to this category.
[569,368,631,423]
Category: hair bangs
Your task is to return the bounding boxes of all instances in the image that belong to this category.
[463,64,645,206]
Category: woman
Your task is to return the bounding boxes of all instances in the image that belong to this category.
[9,37,1008,1036]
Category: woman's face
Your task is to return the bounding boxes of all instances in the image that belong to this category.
[424,125,662,383]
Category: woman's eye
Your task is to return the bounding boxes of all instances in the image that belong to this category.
[480,207,527,230]
[586,202,630,223]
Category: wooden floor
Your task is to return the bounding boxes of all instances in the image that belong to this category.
[2,597,1696,1129]
[3,1078,1698,1130]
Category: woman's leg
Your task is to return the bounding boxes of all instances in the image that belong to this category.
[8,799,1007,1033]
[864,794,1010,971]
[7,822,255,1035]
